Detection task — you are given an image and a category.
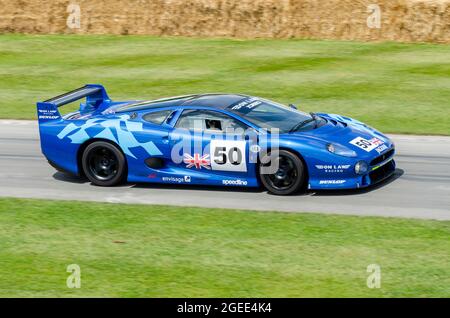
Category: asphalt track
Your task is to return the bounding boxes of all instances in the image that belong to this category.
[0,120,449,220]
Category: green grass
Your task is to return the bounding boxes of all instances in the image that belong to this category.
[0,34,450,135]
[0,198,448,297]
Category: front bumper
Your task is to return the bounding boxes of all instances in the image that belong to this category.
[308,147,396,190]
[359,158,396,188]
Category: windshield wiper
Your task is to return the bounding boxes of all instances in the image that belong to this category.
[289,112,317,133]
[310,112,318,129]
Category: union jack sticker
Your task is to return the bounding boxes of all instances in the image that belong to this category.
[183,153,211,170]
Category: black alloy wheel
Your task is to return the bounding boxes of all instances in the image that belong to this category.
[259,150,305,195]
[82,141,126,186]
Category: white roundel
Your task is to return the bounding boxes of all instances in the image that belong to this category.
[349,136,385,152]
[210,140,247,172]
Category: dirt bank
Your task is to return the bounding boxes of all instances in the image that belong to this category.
[0,0,449,43]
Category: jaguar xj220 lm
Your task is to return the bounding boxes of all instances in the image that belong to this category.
[37,85,396,195]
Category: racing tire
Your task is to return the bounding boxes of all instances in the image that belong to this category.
[82,141,127,186]
[259,150,305,195]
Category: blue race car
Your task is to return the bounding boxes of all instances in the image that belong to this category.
[37,85,396,195]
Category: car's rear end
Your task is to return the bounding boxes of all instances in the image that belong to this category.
[36,85,111,175]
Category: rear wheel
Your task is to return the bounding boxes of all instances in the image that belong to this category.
[82,141,126,186]
[259,150,305,195]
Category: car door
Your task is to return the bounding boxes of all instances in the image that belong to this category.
[168,109,258,185]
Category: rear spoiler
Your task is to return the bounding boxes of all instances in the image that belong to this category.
[36,84,110,123]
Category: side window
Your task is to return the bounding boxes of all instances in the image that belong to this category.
[142,110,173,125]
[175,110,247,132]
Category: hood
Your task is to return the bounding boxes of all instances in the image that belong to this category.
[290,113,393,158]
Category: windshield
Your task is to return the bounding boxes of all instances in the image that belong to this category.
[228,97,316,133]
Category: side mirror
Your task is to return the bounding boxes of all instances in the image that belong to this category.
[289,103,297,110]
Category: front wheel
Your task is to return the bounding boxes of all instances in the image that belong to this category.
[259,150,306,195]
[82,141,127,186]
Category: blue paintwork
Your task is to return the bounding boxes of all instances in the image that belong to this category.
[37,85,396,190]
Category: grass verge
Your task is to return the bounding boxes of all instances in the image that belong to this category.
[0,197,448,297]
[0,35,449,134]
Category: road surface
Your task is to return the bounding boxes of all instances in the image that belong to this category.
[1,120,449,220]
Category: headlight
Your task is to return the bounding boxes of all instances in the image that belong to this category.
[327,143,357,157]
[355,161,369,175]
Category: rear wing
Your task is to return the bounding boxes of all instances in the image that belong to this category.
[36,84,110,123]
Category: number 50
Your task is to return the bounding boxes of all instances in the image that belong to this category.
[214,147,242,165]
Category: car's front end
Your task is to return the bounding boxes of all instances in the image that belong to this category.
[306,144,396,190]
[282,113,396,190]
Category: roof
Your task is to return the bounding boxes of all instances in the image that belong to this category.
[115,93,249,112]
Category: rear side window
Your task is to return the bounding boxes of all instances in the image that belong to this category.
[142,110,173,125]
[175,110,247,132]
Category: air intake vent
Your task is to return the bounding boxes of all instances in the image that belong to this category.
[329,119,347,127]
[329,119,338,126]
[145,157,165,169]
[370,149,395,166]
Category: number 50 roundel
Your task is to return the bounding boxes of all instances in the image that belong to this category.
[210,140,247,172]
